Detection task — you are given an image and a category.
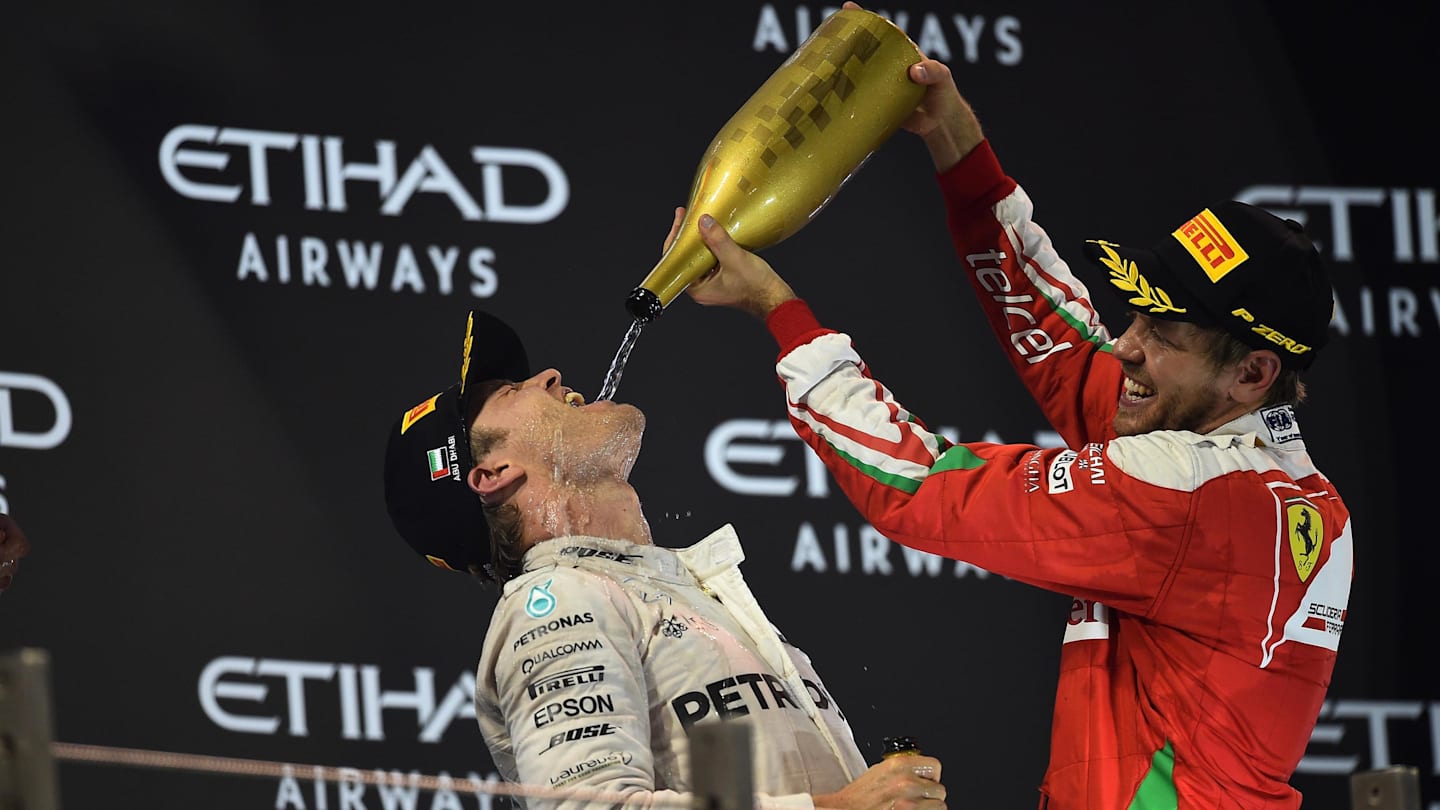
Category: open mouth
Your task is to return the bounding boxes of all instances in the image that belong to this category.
[565,391,585,408]
[1123,377,1155,402]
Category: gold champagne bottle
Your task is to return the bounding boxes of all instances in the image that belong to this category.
[625,9,924,322]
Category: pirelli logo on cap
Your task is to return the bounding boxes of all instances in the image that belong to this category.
[400,394,440,434]
[1173,208,1249,283]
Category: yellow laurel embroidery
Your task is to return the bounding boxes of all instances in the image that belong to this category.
[1090,241,1187,315]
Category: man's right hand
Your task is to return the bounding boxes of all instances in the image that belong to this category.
[813,754,947,810]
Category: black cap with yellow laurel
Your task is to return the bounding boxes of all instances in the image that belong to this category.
[1081,201,1333,369]
[382,310,529,577]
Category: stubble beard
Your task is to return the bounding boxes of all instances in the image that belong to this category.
[1113,380,1227,437]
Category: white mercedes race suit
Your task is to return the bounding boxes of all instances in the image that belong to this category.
[475,525,867,810]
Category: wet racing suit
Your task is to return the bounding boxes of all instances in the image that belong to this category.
[475,525,868,810]
[761,140,1353,808]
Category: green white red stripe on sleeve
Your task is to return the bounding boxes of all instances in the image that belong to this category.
[993,189,1113,352]
[777,333,957,495]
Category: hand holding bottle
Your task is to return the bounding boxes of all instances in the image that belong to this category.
[665,207,797,320]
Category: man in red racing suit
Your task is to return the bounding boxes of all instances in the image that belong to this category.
[675,51,1352,810]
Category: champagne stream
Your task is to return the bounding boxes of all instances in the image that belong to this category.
[595,318,645,402]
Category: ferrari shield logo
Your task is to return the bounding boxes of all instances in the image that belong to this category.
[1286,498,1324,582]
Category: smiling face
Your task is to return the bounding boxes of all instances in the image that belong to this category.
[470,368,646,484]
[1109,314,1247,437]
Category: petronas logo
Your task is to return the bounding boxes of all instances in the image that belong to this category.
[526,579,557,618]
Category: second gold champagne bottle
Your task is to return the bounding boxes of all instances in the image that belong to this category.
[625,9,924,322]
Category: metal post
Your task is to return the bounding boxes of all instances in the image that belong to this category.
[0,648,60,810]
[1350,766,1421,810]
[688,721,753,810]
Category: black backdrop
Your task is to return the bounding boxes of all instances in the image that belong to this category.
[3,2,1437,808]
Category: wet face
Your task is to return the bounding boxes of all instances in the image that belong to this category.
[1109,314,1235,437]
[471,368,646,482]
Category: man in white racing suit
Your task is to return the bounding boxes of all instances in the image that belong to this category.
[383,309,947,810]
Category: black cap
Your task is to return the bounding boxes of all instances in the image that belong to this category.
[382,310,530,575]
[1082,201,1334,369]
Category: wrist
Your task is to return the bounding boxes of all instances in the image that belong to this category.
[754,285,797,320]
[925,134,962,174]
[925,110,984,173]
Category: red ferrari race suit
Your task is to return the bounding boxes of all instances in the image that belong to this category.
[763,140,1353,809]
